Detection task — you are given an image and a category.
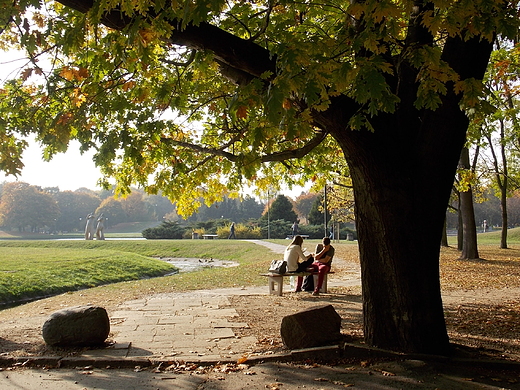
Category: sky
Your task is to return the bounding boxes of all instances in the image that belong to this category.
[1,139,102,191]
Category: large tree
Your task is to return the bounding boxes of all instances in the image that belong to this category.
[1,0,519,354]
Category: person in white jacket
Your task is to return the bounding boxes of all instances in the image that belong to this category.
[283,236,315,292]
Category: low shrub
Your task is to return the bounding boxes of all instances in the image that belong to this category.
[216,224,263,239]
[142,221,186,239]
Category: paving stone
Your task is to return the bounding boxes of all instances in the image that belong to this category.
[206,308,239,317]
[157,315,194,325]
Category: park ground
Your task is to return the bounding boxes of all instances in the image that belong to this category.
[0,241,519,388]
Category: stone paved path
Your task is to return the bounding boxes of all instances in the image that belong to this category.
[79,240,361,361]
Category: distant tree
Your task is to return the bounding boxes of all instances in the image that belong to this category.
[237,195,264,221]
[74,190,103,218]
[308,195,328,226]
[54,190,101,232]
[97,188,115,200]
[294,193,318,222]
[190,195,263,222]
[120,192,148,222]
[507,192,520,227]
[143,194,175,221]
[473,190,501,229]
[0,182,60,232]
[263,195,298,223]
[95,198,126,227]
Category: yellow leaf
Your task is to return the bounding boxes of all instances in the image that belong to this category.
[122,81,136,91]
[139,29,156,47]
[59,67,75,81]
[77,67,89,80]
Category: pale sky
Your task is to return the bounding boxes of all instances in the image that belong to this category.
[1,139,103,191]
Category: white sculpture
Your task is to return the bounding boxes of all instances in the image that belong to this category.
[84,214,96,240]
[95,213,106,240]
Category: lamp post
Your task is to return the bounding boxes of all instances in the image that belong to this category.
[324,185,328,238]
[267,190,270,240]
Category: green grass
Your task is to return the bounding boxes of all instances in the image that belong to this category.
[447,226,520,245]
[0,239,272,306]
[2,228,519,308]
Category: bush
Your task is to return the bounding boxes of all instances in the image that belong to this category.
[298,224,326,239]
[257,219,293,239]
[296,224,357,240]
[142,221,187,239]
[216,223,263,239]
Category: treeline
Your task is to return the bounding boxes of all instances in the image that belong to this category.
[0,182,329,236]
[1,180,518,238]
[0,182,176,233]
[446,189,520,230]
[143,194,356,239]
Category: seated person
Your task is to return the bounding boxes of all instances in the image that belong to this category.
[300,243,323,291]
[284,236,313,277]
[306,237,334,295]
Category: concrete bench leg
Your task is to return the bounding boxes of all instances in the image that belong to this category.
[268,276,283,296]
[313,273,328,293]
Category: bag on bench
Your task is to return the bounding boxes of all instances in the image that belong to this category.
[268,260,287,274]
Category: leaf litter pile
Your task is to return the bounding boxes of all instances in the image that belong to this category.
[230,244,520,362]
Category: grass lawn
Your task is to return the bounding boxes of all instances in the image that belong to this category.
[1,227,520,308]
[0,239,273,306]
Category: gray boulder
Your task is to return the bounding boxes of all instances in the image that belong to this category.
[42,305,110,347]
[280,304,342,350]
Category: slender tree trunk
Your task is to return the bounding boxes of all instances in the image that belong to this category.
[458,148,480,260]
[457,196,463,251]
[441,219,449,247]
[499,119,509,249]
[501,190,508,249]
[485,119,509,249]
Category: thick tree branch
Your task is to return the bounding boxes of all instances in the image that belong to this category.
[161,130,327,164]
[259,130,327,162]
[56,0,277,82]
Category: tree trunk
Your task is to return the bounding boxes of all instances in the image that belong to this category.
[441,219,449,247]
[330,106,461,354]
[458,148,480,260]
[457,196,463,251]
[500,187,508,249]
[323,35,493,354]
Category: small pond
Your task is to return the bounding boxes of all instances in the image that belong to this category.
[156,257,240,274]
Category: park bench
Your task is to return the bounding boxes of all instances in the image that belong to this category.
[202,234,219,239]
[260,270,334,296]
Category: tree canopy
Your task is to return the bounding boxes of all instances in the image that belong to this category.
[1,0,517,212]
[2,0,520,355]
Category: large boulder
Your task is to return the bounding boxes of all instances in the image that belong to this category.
[42,305,110,347]
[280,304,342,350]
